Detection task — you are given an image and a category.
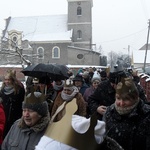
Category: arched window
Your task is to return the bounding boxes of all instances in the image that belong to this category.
[77,30,82,39]
[52,46,60,58]
[37,47,44,59]
[11,34,18,49]
[77,6,82,16]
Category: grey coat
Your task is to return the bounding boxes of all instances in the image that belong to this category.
[1,114,50,150]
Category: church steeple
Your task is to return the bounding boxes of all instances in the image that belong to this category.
[67,0,93,49]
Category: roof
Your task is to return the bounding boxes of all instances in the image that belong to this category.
[4,15,72,42]
[133,50,150,63]
[139,44,150,50]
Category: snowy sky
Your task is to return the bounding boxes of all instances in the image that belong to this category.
[0,0,150,55]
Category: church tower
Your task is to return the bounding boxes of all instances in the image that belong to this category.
[67,0,93,49]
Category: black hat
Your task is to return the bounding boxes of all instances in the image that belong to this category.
[73,74,84,82]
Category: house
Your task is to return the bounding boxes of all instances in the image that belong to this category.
[1,0,105,66]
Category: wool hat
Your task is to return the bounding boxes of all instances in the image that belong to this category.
[91,72,101,82]
[116,77,139,99]
[22,91,48,117]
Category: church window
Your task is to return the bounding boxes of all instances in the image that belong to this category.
[37,47,44,59]
[52,46,60,58]
[77,6,82,16]
[77,30,82,39]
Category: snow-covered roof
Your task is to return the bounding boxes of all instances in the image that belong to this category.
[133,50,150,64]
[5,15,72,42]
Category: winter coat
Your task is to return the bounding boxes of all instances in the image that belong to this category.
[1,114,50,150]
[51,92,87,122]
[0,84,25,138]
[79,83,89,96]
[0,104,5,145]
[88,80,116,120]
[103,100,150,150]
[83,86,95,103]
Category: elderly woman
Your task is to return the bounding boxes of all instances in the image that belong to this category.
[103,77,150,150]
[1,91,50,150]
[50,79,86,122]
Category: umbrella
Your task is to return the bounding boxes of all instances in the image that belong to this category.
[21,63,69,80]
[53,64,69,79]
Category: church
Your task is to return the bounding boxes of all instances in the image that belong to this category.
[1,0,106,66]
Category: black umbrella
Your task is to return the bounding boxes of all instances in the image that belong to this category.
[21,63,68,80]
[53,64,69,79]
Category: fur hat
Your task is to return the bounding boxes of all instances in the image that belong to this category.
[63,79,74,91]
[116,78,139,100]
[22,91,48,117]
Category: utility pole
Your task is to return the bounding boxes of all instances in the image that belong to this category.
[143,19,150,73]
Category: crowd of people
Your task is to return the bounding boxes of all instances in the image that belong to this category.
[0,65,149,150]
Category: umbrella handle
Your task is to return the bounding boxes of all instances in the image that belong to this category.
[45,85,47,95]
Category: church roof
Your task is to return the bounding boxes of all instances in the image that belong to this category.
[4,15,72,42]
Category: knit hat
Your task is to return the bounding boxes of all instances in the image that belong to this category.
[22,91,48,117]
[116,77,139,100]
[91,72,101,82]
[64,79,74,91]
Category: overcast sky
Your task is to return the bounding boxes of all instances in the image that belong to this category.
[0,0,150,55]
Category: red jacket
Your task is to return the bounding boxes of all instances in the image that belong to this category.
[0,104,6,144]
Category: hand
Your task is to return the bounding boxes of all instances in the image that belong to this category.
[97,105,107,115]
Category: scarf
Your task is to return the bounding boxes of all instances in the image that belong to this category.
[3,85,15,95]
[61,86,79,102]
[115,98,140,115]
[53,81,64,91]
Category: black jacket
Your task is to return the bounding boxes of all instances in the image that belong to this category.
[103,100,150,150]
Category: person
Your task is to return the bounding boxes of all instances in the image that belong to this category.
[73,74,89,96]
[103,77,150,150]
[88,69,127,120]
[0,98,6,149]
[83,72,101,118]
[100,70,108,81]
[50,79,87,122]
[82,71,91,87]
[52,79,64,100]
[0,70,25,138]
[1,91,50,150]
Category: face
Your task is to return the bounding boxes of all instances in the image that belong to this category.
[63,89,73,95]
[22,108,42,127]
[4,77,12,86]
[74,80,82,87]
[55,80,62,85]
[115,94,135,108]
[92,80,100,89]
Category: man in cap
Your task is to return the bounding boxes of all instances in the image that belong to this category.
[2,91,50,150]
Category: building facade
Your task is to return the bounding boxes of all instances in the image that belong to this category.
[1,0,105,66]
